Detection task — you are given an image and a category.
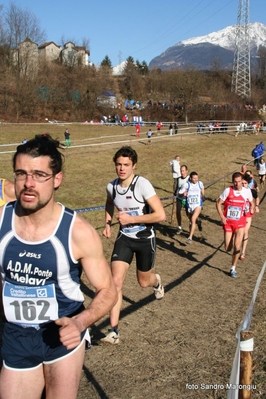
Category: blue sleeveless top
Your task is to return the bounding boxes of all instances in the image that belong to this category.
[0,202,84,328]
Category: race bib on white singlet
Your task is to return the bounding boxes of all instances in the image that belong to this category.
[187,194,200,206]
[227,206,242,220]
[3,281,59,327]
[122,210,146,235]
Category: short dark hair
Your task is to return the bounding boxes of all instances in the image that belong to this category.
[113,146,138,165]
[189,171,198,179]
[232,172,242,181]
[243,173,252,183]
[13,134,64,174]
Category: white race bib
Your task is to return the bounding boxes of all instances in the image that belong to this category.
[3,281,59,327]
[187,194,200,206]
[227,206,242,220]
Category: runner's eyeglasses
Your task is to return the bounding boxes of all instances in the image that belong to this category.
[14,171,54,183]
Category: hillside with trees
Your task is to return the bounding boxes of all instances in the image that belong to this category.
[0,2,265,123]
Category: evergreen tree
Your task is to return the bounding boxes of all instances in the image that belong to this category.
[101,55,112,68]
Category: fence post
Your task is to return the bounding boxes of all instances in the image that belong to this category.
[239,330,254,399]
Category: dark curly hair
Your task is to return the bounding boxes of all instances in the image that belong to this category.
[13,134,64,175]
[113,146,138,165]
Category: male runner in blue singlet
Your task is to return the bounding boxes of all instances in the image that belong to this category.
[102,146,166,344]
[0,134,117,399]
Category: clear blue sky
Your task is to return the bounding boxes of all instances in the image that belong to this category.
[1,0,265,67]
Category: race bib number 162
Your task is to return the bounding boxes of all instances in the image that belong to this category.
[3,282,59,326]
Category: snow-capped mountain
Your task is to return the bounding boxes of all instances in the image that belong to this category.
[180,22,266,50]
[112,61,127,76]
[149,22,266,71]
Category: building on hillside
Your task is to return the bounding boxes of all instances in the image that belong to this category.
[74,45,90,66]
[13,38,90,72]
[38,41,62,62]
[14,37,38,77]
[60,42,90,67]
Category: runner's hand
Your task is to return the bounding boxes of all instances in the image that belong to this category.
[55,317,83,349]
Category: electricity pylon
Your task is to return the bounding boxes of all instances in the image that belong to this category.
[231,0,251,98]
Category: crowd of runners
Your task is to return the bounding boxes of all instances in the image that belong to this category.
[0,133,264,398]
[170,141,264,279]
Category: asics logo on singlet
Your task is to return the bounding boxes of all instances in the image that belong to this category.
[19,250,41,259]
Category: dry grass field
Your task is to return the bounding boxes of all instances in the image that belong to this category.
[0,122,266,398]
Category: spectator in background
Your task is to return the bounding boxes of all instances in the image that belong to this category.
[169,123,173,136]
[169,155,181,195]
[208,122,214,134]
[174,123,178,135]
[221,123,227,133]
[256,121,261,135]
[147,129,152,145]
[258,141,265,157]
[235,124,240,137]
[64,129,71,147]
[251,144,260,166]
[135,123,141,137]
[240,122,247,134]
[157,122,162,132]
[114,114,120,125]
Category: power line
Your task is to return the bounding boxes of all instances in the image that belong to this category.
[129,0,235,62]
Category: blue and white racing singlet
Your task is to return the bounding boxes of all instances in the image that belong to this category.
[0,202,84,329]
[186,181,203,211]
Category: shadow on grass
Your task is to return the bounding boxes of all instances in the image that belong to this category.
[87,241,225,345]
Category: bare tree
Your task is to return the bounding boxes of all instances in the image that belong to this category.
[0,2,46,119]
[81,37,90,53]
[4,2,46,48]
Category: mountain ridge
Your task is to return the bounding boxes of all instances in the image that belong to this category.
[148,22,266,71]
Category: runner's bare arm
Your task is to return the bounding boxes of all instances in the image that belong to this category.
[56,215,117,349]
[102,194,115,238]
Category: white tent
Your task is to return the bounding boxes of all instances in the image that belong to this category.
[97,90,117,108]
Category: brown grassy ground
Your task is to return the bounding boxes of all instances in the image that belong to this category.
[0,123,266,398]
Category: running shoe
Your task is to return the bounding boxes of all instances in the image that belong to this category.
[154,274,164,299]
[101,329,120,344]
[186,237,192,245]
[230,270,238,278]
[176,226,182,235]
